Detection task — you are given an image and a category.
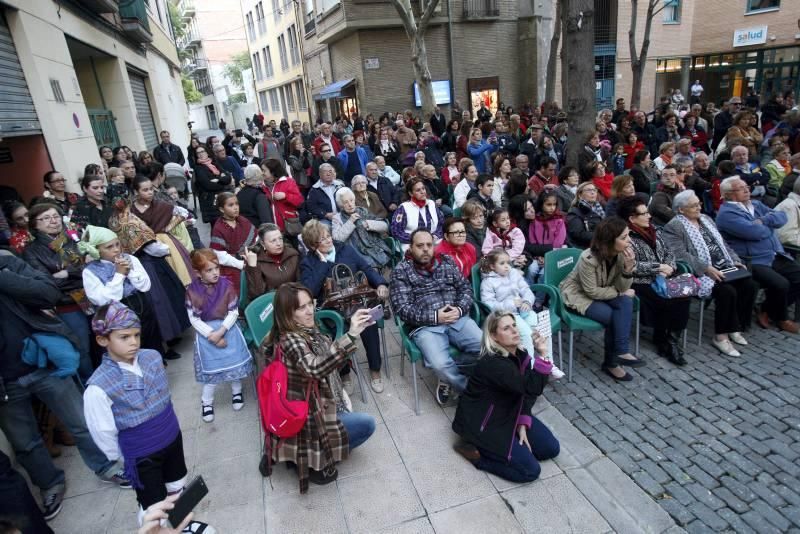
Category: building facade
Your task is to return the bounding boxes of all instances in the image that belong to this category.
[242,0,312,125]
[0,0,189,199]
[177,0,251,131]
[615,0,800,109]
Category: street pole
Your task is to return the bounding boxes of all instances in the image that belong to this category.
[293,0,314,126]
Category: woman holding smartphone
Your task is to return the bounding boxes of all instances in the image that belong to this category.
[299,220,389,393]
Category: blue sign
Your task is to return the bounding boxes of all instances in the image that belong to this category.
[414,80,452,107]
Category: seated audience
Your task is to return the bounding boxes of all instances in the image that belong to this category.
[306,163,345,225]
[391,177,444,250]
[649,165,682,226]
[244,223,299,300]
[332,187,392,269]
[435,217,478,279]
[566,182,604,248]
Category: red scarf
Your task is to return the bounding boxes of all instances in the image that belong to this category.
[411,197,427,208]
[196,154,220,175]
[488,224,516,249]
[627,222,657,249]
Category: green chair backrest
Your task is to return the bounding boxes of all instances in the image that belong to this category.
[471,263,482,300]
[244,291,276,348]
[453,206,462,218]
[239,271,250,310]
[650,180,659,195]
[543,248,583,288]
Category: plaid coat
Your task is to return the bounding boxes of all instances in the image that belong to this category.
[260,327,357,493]
[389,254,474,327]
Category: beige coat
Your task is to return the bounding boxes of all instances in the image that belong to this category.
[559,248,633,315]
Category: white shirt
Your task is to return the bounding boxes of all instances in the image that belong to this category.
[188,307,239,338]
[82,256,151,306]
[691,83,704,97]
[453,179,474,208]
[83,356,143,461]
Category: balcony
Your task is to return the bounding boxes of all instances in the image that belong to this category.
[179,0,195,19]
[182,57,208,76]
[177,29,201,49]
[119,0,153,43]
[79,0,119,14]
[463,0,499,19]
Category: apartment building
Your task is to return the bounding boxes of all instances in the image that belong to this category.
[615,0,800,108]
[242,0,311,125]
[0,0,189,199]
[177,0,251,130]
[295,0,556,122]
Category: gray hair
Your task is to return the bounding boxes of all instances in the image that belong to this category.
[674,156,693,169]
[318,163,335,175]
[243,164,263,185]
[720,176,743,197]
[335,187,355,207]
[351,174,368,186]
[731,145,749,157]
[342,134,353,143]
[672,190,698,211]
[212,143,226,153]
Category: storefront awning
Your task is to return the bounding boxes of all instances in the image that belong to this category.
[313,78,355,100]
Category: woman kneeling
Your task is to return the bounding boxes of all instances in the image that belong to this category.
[451,311,559,482]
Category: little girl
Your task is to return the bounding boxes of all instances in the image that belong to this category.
[441,152,460,186]
[528,190,567,284]
[4,201,32,254]
[610,143,627,177]
[482,208,526,268]
[186,249,253,423]
[480,249,563,379]
[210,192,253,291]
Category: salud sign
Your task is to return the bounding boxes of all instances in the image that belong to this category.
[733,26,767,47]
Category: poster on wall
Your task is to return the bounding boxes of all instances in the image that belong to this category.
[470,89,498,117]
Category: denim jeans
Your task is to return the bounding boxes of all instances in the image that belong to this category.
[0,370,116,491]
[338,411,376,450]
[58,310,93,383]
[582,295,633,368]
[475,417,560,483]
[411,315,482,392]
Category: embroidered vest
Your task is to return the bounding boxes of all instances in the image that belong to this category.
[85,257,137,298]
[87,349,172,430]
[404,200,439,236]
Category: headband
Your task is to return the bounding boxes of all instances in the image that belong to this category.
[92,301,141,336]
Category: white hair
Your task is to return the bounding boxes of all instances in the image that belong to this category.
[719,176,743,197]
[335,187,355,207]
[672,190,698,211]
[243,164,263,184]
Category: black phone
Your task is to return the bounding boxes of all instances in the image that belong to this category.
[168,476,208,528]
[235,128,243,137]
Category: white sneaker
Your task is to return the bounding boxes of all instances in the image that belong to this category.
[201,404,214,423]
[370,377,384,393]
[712,338,741,357]
[231,393,244,411]
[550,365,565,380]
[729,332,748,345]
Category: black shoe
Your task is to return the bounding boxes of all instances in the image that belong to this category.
[656,341,674,359]
[309,466,338,485]
[668,331,685,356]
[617,356,646,368]
[602,366,633,382]
[258,454,272,477]
[164,349,182,360]
[667,352,688,366]
[167,337,182,347]
[435,379,451,406]
[42,483,65,521]
[454,442,481,465]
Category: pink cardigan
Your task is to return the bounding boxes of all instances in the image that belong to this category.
[529,217,567,249]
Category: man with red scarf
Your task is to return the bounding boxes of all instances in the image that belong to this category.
[390,230,482,406]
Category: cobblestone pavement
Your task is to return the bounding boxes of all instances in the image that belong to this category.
[544,304,800,534]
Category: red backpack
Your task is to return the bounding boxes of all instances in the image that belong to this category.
[256,343,312,439]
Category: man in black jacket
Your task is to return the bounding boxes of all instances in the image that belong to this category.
[0,256,128,521]
[430,107,447,137]
[712,98,742,150]
[365,161,398,212]
[152,131,186,166]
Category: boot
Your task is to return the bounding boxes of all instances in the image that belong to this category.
[653,329,673,359]
[667,331,687,366]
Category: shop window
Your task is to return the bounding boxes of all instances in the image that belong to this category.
[746,0,779,13]
[662,0,680,24]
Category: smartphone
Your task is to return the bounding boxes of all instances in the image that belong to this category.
[368,304,384,323]
[720,266,738,273]
[168,476,208,528]
[235,128,243,137]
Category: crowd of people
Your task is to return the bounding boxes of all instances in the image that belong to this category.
[1,89,799,532]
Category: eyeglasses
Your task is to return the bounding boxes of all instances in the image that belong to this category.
[447,230,467,236]
[684,202,702,208]
[321,149,331,153]
[634,211,650,216]
[582,187,598,192]
[36,214,61,222]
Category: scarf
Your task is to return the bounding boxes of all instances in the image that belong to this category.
[660,153,672,166]
[196,154,220,175]
[675,214,732,298]
[91,300,141,335]
[580,199,605,219]
[411,197,427,208]
[324,247,337,263]
[627,221,657,248]
[108,206,158,255]
[77,225,118,260]
[488,225,515,250]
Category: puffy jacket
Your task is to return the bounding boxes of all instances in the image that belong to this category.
[480,269,534,311]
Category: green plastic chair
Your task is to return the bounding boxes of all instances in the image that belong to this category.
[383,236,404,268]
[239,271,250,311]
[244,291,275,349]
[452,206,462,218]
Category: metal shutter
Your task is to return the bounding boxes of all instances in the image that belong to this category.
[0,13,41,137]
[127,70,158,150]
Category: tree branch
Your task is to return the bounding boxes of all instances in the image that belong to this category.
[650,0,668,17]
[628,0,639,63]
[419,0,440,33]
[389,0,418,41]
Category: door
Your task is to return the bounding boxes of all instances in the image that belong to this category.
[127,70,158,150]
[0,13,41,137]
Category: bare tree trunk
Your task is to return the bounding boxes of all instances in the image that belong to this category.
[560,0,570,109]
[628,0,665,109]
[563,0,594,169]
[545,0,562,106]
[390,0,440,117]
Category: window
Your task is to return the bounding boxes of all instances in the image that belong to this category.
[662,0,680,23]
[259,90,269,113]
[295,80,307,110]
[285,84,296,112]
[246,13,256,41]
[318,0,339,13]
[278,34,289,70]
[256,2,266,35]
[272,0,281,22]
[746,0,779,13]
[269,88,280,111]
[287,25,300,66]
[263,46,274,78]
[252,52,264,80]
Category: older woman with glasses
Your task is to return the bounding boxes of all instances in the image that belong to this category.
[662,190,756,357]
[566,182,604,248]
[350,174,388,219]
[332,186,392,269]
[435,217,477,279]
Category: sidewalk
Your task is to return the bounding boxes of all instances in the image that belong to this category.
[47,322,682,534]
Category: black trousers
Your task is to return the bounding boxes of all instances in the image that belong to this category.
[711,276,758,334]
[0,451,53,534]
[134,433,188,510]
[632,283,691,332]
[751,255,800,322]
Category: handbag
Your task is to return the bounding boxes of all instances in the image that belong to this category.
[320,263,379,319]
[282,209,303,237]
[651,273,700,299]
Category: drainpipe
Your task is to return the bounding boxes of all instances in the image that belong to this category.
[293,0,314,125]
[446,0,456,108]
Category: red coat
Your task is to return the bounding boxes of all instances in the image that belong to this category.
[313,135,341,155]
[265,176,304,232]
[592,172,614,202]
[435,240,477,279]
[623,141,644,169]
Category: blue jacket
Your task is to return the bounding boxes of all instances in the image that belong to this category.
[304,179,344,221]
[466,140,498,174]
[300,242,386,299]
[337,147,369,177]
[715,200,789,266]
[21,333,79,378]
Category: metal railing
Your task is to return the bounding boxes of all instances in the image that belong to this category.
[179,0,195,16]
[462,0,498,18]
[88,109,120,148]
[119,0,151,31]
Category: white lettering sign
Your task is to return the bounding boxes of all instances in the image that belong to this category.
[364,58,380,70]
[733,26,767,47]
[557,257,574,269]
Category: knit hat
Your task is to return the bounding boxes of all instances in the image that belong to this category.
[77,225,118,260]
[91,300,141,336]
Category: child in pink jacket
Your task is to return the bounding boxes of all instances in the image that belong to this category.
[482,208,527,269]
[528,190,567,284]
